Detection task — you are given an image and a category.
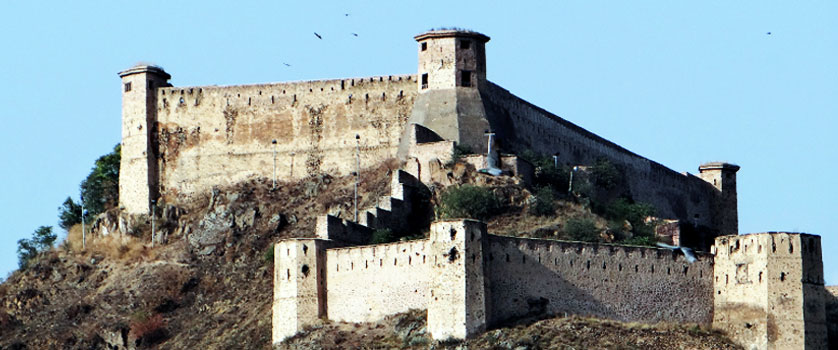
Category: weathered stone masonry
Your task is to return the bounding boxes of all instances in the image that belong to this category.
[116,29,828,349]
[119,29,737,239]
[274,220,828,350]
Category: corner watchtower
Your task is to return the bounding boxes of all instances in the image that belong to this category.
[713,233,827,349]
[699,162,740,235]
[118,65,171,214]
[415,29,490,91]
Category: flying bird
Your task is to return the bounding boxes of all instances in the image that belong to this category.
[345,13,350,16]
[351,33,359,37]
[656,242,697,263]
[766,32,772,35]
[314,32,322,39]
[283,63,291,67]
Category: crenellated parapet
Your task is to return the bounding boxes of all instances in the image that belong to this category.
[713,232,827,349]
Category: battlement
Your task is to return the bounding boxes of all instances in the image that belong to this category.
[713,232,827,349]
[273,223,829,349]
[157,74,416,108]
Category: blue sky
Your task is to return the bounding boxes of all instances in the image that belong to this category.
[0,1,835,283]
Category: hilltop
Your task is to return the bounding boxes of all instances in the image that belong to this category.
[0,159,744,349]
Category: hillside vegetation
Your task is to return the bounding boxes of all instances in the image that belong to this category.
[0,155,740,349]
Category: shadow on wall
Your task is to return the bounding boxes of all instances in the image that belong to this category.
[826,286,838,348]
[485,235,714,328]
[487,250,620,327]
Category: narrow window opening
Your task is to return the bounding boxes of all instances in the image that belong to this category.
[460,70,472,87]
[421,73,429,89]
[124,82,132,92]
[460,40,471,49]
[301,265,309,277]
[421,42,427,51]
[780,272,786,281]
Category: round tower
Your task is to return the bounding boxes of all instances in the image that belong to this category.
[118,65,171,214]
[414,29,490,91]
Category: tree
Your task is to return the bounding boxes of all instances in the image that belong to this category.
[17,226,55,269]
[16,238,37,270]
[58,196,82,230]
[79,144,121,217]
[32,226,57,250]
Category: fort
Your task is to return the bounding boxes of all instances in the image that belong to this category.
[117,29,832,349]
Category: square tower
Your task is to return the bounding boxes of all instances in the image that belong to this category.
[118,65,171,214]
[713,233,827,349]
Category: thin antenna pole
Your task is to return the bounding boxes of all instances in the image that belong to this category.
[272,139,278,189]
[80,196,85,250]
[151,199,156,248]
[354,134,360,222]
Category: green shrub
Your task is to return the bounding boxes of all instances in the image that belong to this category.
[565,218,599,242]
[263,243,275,265]
[529,187,556,216]
[438,185,500,220]
[446,144,474,166]
[604,198,655,227]
[590,158,621,190]
[519,149,569,192]
[370,228,395,244]
[622,234,657,246]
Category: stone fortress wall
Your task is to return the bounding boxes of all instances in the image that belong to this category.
[116,29,828,349]
[274,220,828,350]
[119,28,738,241]
[154,75,417,205]
[486,235,714,325]
[324,239,430,324]
[482,83,739,236]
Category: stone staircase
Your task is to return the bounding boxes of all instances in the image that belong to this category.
[316,170,428,245]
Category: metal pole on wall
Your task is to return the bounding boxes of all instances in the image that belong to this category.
[272,139,278,189]
[568,166,578,194]
[150,199,156,248]
[80,195,86,250]
[354,134,360,222]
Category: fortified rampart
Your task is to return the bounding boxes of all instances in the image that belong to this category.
[480,82,739,237]
[487,235,713,325]
[155,76,416,206]
[273,220,829,349]
[119,29,738,243]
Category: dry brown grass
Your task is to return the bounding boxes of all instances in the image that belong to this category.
[65,224,156,262]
